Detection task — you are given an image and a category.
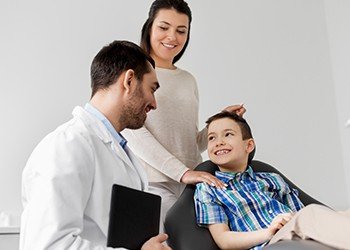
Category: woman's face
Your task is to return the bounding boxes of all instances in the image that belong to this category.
[149,8,189,68]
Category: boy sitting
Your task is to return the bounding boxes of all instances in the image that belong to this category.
[194,111,304,249]
[194,111,350,250]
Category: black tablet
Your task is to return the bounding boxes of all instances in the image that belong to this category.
[107,184,161,249]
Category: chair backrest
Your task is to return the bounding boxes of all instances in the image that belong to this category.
[164,160,324,250]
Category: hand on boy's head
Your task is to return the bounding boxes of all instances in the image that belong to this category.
[180,170,227,189]
[223,103,246,117]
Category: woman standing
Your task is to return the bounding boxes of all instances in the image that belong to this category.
[122,0,245,228]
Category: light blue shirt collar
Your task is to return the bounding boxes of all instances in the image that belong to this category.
[84,103,127,148]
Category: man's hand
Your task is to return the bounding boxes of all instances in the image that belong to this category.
[141,234,172,250]
[180,170,227,189]
[223,104,246,117]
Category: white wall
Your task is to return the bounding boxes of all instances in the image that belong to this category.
[185,0,349,210]
[0,0,349,226]
[324,0,350,207]
[0,0,153,224]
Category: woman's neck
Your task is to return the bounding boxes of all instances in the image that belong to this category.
[156,63,177,70]
[151,53,176,69]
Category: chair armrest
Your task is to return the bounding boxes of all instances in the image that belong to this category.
[164,185,220,250]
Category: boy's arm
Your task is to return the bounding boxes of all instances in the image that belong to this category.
[208,223,270,250]
[208,213,292,250]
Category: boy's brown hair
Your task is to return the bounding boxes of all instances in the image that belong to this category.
[206,111,255,164]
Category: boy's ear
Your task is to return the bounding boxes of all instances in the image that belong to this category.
[246,139,255,153]
[122,69,135,94]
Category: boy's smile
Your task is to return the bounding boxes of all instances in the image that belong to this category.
[207,118,254,172]
[214,149,231,156]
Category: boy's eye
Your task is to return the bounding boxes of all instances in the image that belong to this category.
[225,132,234,137]
[208,136,215,141]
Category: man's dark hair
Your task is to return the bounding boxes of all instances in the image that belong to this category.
[140,0,192,64]
[90,40,155,98]
[206,111,256,163]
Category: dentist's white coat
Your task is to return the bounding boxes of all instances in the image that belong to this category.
[20,106,148,250]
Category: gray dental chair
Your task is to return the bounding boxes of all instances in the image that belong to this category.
[164,159,334,250]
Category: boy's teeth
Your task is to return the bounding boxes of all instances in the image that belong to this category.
[216,150,229,155]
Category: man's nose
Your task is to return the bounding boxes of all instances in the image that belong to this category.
[150,97,157,110]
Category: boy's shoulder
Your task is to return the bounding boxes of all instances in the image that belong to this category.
[254,171,285,181]
[195,181,214,190]
[254,171,292,191]
[195,180,222,198]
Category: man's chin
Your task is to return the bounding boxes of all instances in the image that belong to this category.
[127,123,143,130]
[126,117,146,130]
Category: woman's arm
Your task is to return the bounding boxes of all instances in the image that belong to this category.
[197,127,208,153]
[122,126,189,182]
[122,127,225,187]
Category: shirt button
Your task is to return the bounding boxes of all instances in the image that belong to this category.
[269,210,273,214]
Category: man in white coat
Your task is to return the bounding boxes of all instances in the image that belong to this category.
[20,40,170,250]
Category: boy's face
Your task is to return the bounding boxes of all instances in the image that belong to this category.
[207,118,254,172]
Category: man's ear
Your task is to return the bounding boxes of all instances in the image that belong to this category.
[246,139,255,153]
[122,69,135,94]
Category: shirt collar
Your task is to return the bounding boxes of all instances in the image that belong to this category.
[84,103,127,148]
[215,165,256,183]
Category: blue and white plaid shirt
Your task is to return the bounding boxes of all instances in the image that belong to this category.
[194,166,304,250]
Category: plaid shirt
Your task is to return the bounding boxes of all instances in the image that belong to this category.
[194,166,304,250]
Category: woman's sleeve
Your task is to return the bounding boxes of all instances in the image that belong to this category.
[197,127,208,153]
[122,127,189,182]
[194,78,208,153]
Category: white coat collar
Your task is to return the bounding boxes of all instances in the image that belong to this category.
[72,106,148,190]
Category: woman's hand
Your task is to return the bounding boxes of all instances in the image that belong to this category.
[180,170,227,189]
[223,103,246,117]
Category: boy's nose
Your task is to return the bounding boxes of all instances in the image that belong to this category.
[216,139,225,147]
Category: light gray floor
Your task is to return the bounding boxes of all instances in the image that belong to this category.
[0,233,19,250]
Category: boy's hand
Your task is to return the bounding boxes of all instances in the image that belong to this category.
[266,213,293,239]
[180,170,227,189]
[223,104,246,117]
[141,234,172,250]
